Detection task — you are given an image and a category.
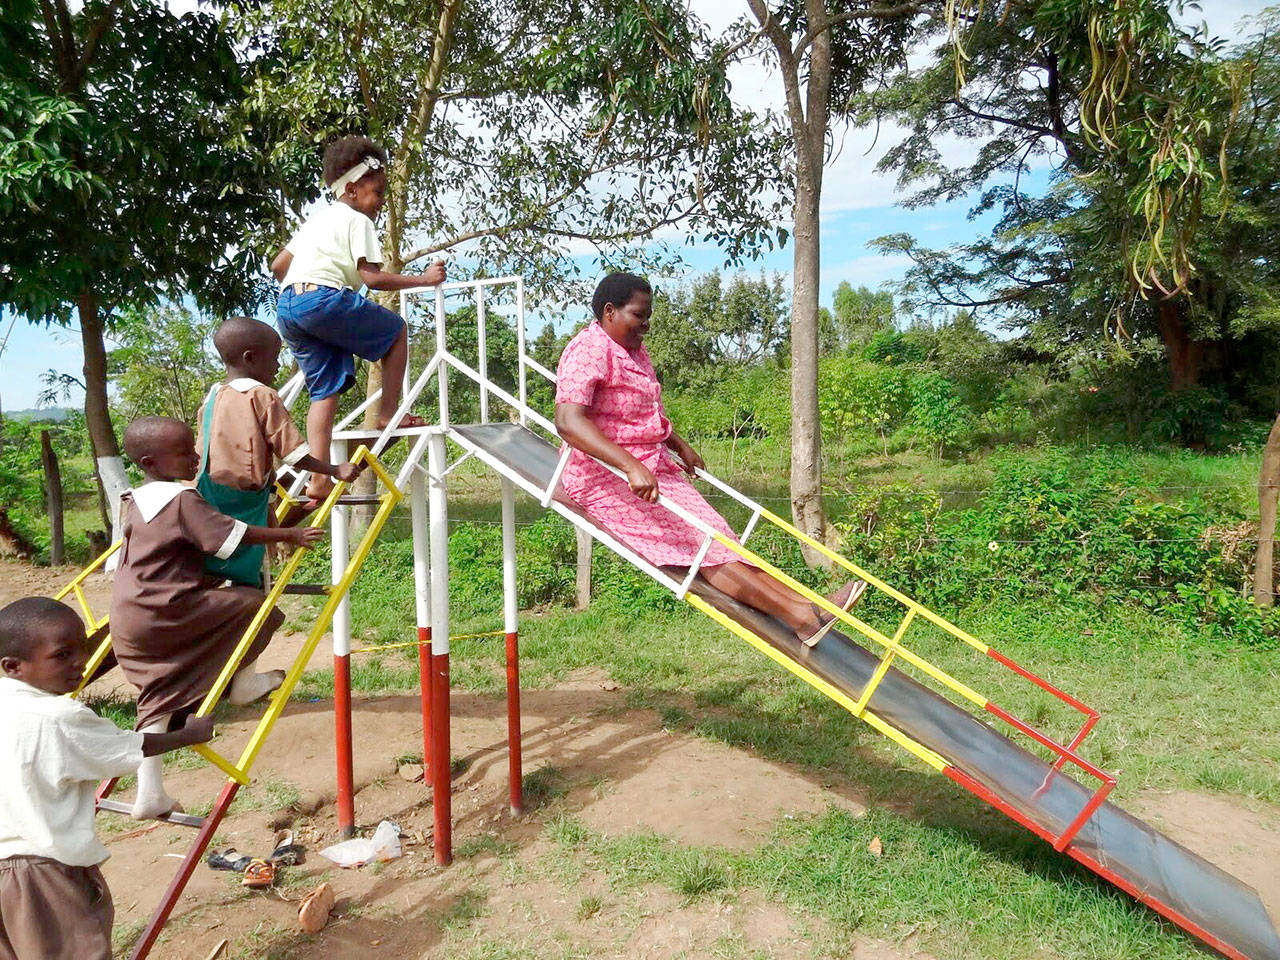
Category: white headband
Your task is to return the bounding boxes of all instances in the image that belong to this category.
[330,156,383,197]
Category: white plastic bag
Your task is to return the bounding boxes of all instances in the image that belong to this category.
[318,820,402,868]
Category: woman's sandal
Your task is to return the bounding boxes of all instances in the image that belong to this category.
[269,829,305,866]
[241,858,276,888]
[206,849,253,872]
[297,881,335,933]
[801,580,868,648]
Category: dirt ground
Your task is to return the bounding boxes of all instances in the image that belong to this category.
[3,561,1279,959]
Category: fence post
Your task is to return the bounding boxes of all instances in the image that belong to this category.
[40,429,64,565]
[575,527,592,610]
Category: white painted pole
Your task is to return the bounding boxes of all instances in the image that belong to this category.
[477,286,488,424]
[515,278,527,426]
[501,478,517,634]
[435,287,449,428]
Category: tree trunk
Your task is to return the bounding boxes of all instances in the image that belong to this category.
[78,290,129,543]
[1155,298,1202,391]
[789,158,827,564]
[40,430,65,565]
[575,527,592,610]
[1253,411,1280,606]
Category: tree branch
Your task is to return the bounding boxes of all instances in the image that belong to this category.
[792,2,925,61]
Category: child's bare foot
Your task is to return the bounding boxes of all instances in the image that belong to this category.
[374,412,428,431]
[797,579,868,647]
[132,792,185,821]
[305,477,335,503]
[228,669,286,705]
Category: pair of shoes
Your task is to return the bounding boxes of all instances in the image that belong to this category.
[800,579,868,648]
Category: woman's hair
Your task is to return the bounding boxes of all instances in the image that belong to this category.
[322,135,389,188]
[591,272,651,321]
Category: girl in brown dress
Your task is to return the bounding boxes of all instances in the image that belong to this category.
[110,417,324,819]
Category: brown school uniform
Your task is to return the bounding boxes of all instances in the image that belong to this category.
[108,483,284,729]
[196,377,309,491]
[0,857,112,960]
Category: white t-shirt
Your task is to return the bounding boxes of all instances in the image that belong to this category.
[0,678,144,866]
[281,202,384,291]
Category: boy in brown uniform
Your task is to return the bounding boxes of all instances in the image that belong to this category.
[110,416,324,819]
[195,316,360,582]
[0,597,214,959]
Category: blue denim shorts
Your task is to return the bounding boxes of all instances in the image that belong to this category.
[277,286,404,401]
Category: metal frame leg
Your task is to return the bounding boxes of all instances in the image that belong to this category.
[427,433,452,863]
[128,782,240,960]
[411,467,432,781]
[330,441,356,837]
[501,477,522,814]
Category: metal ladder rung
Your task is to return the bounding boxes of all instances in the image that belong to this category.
[96,799,206,829]
[281,583,331,595]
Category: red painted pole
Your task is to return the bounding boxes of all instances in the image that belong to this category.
[129,780,239,960]
[334,652,355,837]
[430,650,451,864]
[505,630,523,814]
[418,626,431,778]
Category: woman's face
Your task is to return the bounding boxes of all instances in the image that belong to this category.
[602,290,652,350]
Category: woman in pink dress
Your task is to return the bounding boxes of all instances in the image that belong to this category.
[555,272,865,644]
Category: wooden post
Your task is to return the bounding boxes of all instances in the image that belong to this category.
[1253,412,1280,606]
[40,429,64,565]
[575,527,592,610]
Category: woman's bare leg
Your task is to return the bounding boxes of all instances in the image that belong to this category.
[698,562,819,633]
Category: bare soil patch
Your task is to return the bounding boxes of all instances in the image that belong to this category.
[1134,789,1280,924]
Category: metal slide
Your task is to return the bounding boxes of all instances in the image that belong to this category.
[449,420,1280,960]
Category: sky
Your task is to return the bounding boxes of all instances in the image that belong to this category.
[0,0,1271,411]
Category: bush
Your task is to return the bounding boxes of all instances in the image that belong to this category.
[830,447,1277,646]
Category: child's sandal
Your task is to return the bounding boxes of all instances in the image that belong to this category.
[206,849,253,872]
[241,858,276,888]
[269,829,305,866]
[297,881,335,933]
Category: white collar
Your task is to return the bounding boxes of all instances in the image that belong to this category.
[130,481,190,523]
[0,677,53,698]
[225,378,262,393]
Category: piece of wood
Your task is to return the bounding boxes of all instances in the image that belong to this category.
[202,939,229,960]
[575,527,592,610]
[40,429,64,565]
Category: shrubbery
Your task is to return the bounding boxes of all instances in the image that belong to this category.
[830,448,1279,646]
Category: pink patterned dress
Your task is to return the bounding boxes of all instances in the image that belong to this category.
[555,321,743,568]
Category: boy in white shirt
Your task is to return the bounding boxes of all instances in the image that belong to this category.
[271,135,446,500]
[0,597,214,960]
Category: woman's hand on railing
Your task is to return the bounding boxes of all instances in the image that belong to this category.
[625,461,660,503]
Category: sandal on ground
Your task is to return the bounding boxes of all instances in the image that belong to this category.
[800,579,868,649]
[297,881,335,933]
[270,829,305,866]
[241,858,276,888]
[207,849,253,872]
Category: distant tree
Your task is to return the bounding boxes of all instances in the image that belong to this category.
[822,282,895,352]
[647,271,789,389]
[108,306,222,424]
